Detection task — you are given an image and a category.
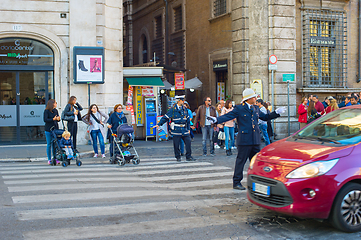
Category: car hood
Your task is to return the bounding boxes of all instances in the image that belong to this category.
[257,138,355,167]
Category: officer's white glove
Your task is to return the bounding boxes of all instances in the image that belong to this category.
[275,107,287,115]
[206,115,217,124]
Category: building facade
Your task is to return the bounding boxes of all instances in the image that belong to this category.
[0,0,123,145]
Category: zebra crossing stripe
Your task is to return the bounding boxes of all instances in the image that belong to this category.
[0,162,213,174]
[17,198,240,220]
[12,188,235,204]
[23,216,239,240]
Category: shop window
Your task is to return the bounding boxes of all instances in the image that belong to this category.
[213,0,226,17]
[302,9,347,88]
[174,6,182,32]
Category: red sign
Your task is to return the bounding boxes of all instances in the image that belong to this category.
[126,105,136,124]
[269,55,277,64]
[175,73,185,90]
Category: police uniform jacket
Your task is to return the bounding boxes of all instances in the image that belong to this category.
[158,104,190,136]
[217,103,280,146]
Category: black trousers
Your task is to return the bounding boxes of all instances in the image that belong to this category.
[233,145,260,186]
[173,135,191,159]
[67,121,78,150]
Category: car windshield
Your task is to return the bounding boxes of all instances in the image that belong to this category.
[295,108,361,145]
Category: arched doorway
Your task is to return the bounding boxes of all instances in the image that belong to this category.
[140,34,148,64]
[0,38,54,144]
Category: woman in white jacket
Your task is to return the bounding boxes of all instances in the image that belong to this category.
[82,104,109,158]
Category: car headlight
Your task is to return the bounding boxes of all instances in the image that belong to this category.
[286,158,339,179]
[249,153,259,170]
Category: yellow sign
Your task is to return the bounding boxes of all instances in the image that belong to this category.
[135,86,143,125]
[169,90,175,98]
[251,79,263,99]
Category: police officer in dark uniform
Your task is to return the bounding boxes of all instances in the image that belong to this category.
[207,89,286,190]
[154,95,196,162]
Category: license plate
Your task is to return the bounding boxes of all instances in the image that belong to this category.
[252,182,270,196]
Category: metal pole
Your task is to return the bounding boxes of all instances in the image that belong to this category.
[287,80,290,136]
[88,82,91,107]
[271,70,275,139]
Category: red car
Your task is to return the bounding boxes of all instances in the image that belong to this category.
[247,105,361,232]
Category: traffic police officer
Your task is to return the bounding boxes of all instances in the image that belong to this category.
[207,89,286,190]
[154,95,196,162]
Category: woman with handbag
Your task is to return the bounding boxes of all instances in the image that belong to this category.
[214,103,225,149]
[43,99,60,165]
[62,96,83,151]
[307,100,320,124]
[82,104,109,158]
[107,104,128,161]
[221,100,236,156]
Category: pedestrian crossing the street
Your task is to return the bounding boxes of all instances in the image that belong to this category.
[0,159,250,239]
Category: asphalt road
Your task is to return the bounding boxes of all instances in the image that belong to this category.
[1,143,361,239]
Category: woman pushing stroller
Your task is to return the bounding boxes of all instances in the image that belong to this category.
[82,104,109,158]
[107,104,127,163]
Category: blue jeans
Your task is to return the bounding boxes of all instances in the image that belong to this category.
[224,126,235,150]
[260,123,270,145]
[90,129,105,154]
[45,131,53,161]
[180,139,184,154]
[202,125,214,154]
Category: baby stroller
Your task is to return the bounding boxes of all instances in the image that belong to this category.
[50,127,82,167]
[109,124,140,166]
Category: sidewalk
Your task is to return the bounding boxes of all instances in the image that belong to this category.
[0,134,205,162]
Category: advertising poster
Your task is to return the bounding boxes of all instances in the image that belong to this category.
[175,73,185,90]
[76,55,103,82]
[127,86,133,105]
[20,105,45,126]
[217,82,225,102]
[0,105,17,127]
[156,116,168,141]
[126,105,136,124]
[142,86,154,97]
[135,86,143,125]
[251,79,263,99]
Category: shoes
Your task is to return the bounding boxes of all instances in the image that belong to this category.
[48,160,51,165]
[191,138,194,142]
[186,157,196,161]
[102,154,106,158]
[180,153,185,156]
[56,160,61,164]
[231,146,237,150]
[203,154,207,157]
[176,157,181,162]
[210,153,215,157]
[214,144,221,149]
[226,149,231,156]
[233,184,246,190]
[93,153,98,158]
[78,60,88,72]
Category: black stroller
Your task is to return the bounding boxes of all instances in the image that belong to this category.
[109,124,140,166]
[50,127,82,167]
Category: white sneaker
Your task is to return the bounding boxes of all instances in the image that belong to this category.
[214,144,221,149]
[102,154,106,158]
[93,153,98,158]
[231,146,237,150]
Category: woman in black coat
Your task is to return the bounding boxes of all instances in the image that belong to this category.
[62,96,83,151]
[107,104,127,159]
[43,99,60,164]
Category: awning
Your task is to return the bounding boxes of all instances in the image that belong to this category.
[126,77,164,87]
[160,80,173,90]
[185,77,202,89]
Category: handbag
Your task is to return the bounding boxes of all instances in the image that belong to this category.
[61,109,75,121]
[218,131,225,140]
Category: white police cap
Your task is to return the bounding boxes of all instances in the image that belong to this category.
[175,95,185,100]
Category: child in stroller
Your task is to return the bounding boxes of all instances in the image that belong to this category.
[109,124,140,165]
[50,128,82,167]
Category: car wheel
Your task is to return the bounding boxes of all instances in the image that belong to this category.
[330,183,361,232]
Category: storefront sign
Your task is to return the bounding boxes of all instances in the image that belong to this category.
[142,86,154,97]
[310,36,336,47]
[127,86,133,105]
[217,82,225,102]
[0,106,17,127]
[20,105,45,126]
[282,74,295,82]
[73,47,104,84]
[213,60,228,71]
[175,73,185,90]
[250,79,263,99]
[126,105,136,125]
[135,86,143,125]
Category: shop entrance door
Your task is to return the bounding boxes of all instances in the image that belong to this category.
[0,71,53,144]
